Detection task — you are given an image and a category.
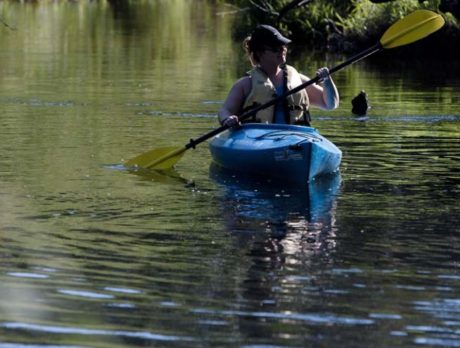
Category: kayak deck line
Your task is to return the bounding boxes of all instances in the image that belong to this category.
[251,129,322,141]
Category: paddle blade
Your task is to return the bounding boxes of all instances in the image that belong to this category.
[381,10,445,49]
[124,146,186,170]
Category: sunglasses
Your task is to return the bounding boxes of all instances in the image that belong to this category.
[264,45,287,53]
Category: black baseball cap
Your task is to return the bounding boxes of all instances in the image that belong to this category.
[250,25,291,50]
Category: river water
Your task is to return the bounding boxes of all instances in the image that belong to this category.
[0,1,459,347]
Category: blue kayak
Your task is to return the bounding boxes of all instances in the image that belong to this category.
[208,123,342,182]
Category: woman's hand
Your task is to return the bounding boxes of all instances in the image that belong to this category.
[316,67,331,82]
[221,115,241,128]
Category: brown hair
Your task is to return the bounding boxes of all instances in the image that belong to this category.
[243,35,263,66]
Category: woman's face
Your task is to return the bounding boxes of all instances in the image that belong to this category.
[259,45,288,66]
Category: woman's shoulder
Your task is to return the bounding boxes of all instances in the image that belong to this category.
[285,64,305,77]
[232,75,252,95]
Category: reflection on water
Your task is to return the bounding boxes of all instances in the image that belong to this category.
[210,163,340,243]
[210,163,341,272]
[0,1,460,347]
[111,164,192,187]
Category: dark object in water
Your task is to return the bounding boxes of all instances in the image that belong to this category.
[351,91,370,116]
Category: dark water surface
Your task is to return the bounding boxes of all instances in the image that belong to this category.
[0,1,459,347]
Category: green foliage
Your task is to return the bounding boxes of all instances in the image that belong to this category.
[339,0,420,44]
[230,0,354,46]
[232,0,459,52]
[339,0,456,43]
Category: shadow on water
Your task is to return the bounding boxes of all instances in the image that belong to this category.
[106,0,152,35]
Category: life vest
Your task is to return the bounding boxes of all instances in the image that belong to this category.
[242,65,310,125]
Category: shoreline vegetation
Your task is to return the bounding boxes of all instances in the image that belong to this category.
[220,0,460,58]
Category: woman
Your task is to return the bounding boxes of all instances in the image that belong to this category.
[218,24,339,128]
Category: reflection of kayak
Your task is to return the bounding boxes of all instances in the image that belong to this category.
[209,163,341,224]
[209,124,342,182]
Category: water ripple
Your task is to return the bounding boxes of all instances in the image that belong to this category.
[0,322,195,342]
[7,272,49,279]
[414,337,460,347]
[192,308,374,326]
[0,344,82,348]
[104,287,142,294]
[58,289,114,299]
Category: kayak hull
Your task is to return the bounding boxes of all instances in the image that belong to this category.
[208,123,342,182]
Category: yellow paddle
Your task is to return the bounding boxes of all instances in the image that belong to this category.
[124,146,185,170]
[125,10,444,170]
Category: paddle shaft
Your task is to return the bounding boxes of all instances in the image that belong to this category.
[185,43,383,150]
